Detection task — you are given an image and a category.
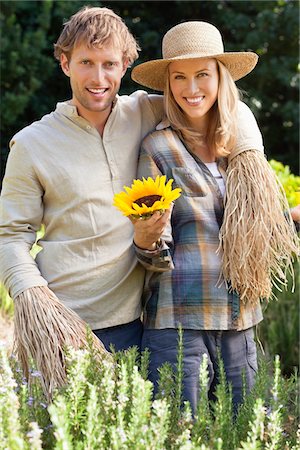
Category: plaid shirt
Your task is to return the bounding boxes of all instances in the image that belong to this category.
[135,118,263,331]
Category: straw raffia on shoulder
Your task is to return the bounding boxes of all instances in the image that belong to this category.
[14,286,111,400]
[218,150,300,305]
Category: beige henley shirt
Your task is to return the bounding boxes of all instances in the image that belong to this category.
[0,91,164,329]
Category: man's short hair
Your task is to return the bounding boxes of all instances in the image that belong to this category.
[54,6,140,65]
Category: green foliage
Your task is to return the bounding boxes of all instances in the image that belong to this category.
[0,0,299,184]
[210,355,234,449]
[193,354,212,445]
[0,283,13,317]
[0,1,54,143]
[209,0,299,171]
[0,342,299,449]
[0,0,69,141]
[259,261,300,376]
[269,160,300,208]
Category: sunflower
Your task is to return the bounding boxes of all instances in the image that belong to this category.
[113,175,182,218]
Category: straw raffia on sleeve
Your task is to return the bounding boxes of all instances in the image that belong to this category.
[13,286,110,400]
[218,149,300,305]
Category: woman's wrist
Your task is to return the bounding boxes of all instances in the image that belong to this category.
[134,238,161,251]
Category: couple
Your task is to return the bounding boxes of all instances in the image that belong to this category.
[0,6,298,412]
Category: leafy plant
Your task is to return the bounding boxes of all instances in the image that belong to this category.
[1,335,299,449]
[269,159,300,207]
[0,283,13,317]
[259,260,300,376]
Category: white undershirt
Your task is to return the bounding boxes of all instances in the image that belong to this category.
[204,162,226,197]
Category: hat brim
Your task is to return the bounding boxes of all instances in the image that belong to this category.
[131,52,258,91]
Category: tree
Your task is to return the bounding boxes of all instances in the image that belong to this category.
[1,0,299,187]
[0,0,83,185]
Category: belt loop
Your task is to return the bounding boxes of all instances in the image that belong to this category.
[215,330,223,348]
[231,290,240,325]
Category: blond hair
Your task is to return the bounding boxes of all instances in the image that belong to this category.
[164,60,239,158]
[54,6,140,65]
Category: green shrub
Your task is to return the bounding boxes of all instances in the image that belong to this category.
[269,159,300,207]
[259,261,299,376]
[0,283,13,317]
[0,338,299,449]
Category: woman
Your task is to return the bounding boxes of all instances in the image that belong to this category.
[130,21,299,413]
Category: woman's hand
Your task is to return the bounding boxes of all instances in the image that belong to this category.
[131,208,172,250]
[290,204,300,222]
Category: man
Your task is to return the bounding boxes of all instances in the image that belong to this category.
[0,6,266,355]
[0,6,165,353]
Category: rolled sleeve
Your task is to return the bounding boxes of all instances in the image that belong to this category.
[229,101,264,161]
[134,240,174,272]
[0,141,47,298]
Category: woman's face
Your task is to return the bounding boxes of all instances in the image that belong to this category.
[169,58,219,130]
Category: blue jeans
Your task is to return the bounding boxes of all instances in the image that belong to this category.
[142,327,258,414]
[93,318,143,353]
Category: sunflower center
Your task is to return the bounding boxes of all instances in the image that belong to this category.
[134,194,162,207]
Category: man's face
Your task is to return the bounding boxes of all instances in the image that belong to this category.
[60,42,128,123]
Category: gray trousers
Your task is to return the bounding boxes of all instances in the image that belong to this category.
[142,327,258,414]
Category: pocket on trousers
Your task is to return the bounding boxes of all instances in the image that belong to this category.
[142,329,177,353]
[244,328,258,373]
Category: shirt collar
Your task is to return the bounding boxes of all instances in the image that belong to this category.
[56,96,119,119]
[56,101,79,117]
[155,116,228,174]
[156,117,171,131]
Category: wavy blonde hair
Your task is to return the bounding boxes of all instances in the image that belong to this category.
[54,6,140,65]
[164,60,239,157]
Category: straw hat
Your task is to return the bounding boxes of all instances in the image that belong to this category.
[131,21,258,91]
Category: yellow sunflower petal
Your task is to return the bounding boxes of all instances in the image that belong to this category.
[113,202,134,216]
[158,175,167,192]
[113,175,182,217]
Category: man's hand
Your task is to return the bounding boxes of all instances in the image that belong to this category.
[131,208,172,250]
